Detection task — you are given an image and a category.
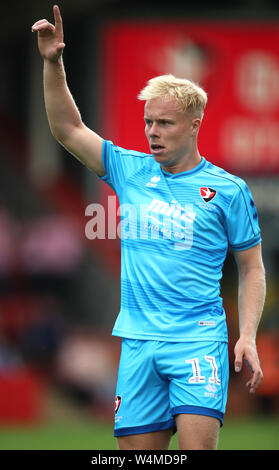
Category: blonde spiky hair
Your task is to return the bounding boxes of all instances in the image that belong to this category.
[138,74,207,118]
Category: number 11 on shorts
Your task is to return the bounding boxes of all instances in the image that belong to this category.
[185,356,221,385]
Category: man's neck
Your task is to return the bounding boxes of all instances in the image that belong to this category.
[161,149,202,174]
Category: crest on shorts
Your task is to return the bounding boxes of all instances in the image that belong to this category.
[115,395,122,415]
[200,187,217,203]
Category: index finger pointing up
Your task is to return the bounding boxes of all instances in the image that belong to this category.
[53,5,63,38]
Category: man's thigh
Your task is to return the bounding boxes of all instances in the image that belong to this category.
[176,413,220,450]
[117,429,173,450]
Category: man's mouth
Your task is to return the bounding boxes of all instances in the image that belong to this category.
[150,144,165,155]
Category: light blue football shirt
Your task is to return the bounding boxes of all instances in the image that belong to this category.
[98,140,261,343]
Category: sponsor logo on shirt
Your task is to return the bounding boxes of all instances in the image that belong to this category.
[147,198,196,223]
[144,198,196,250]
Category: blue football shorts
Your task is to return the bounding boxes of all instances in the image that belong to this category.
[114,338,229,437]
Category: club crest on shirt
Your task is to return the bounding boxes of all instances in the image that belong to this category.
[115,395,122,415]
[200,187,217,203]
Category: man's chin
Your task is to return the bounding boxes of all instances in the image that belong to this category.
[151,150,168,163]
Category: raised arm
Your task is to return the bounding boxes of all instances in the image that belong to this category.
[233,243,266,394]
[32,5,105,176]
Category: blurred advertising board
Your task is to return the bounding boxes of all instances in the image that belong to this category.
[99,21,279,175]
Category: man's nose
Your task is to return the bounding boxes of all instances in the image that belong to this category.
[149,122,160,136]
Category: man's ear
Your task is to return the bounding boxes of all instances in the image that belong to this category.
[192,117,202,136]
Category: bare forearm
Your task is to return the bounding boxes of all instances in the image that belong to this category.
[43,57,82,142]
[238,265,266,340]
[233,244,265,392]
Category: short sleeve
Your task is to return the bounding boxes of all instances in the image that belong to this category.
[98,140,150,195]
[225,181,261,251]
